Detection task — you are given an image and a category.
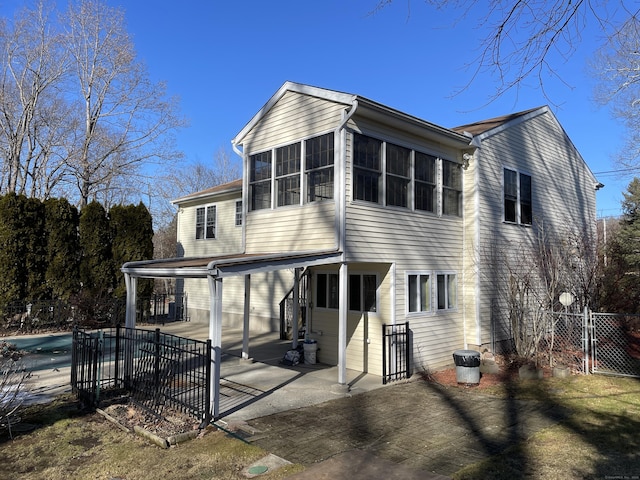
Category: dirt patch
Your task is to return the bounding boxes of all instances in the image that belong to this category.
[100,401,203,440]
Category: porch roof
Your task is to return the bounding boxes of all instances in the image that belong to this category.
[121,249,344,279]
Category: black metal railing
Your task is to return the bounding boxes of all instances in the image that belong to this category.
[382,322,411,384]
[71,325,211,425]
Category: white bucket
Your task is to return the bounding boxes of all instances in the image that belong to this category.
[303,341,317,364]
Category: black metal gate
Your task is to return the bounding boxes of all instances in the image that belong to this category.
[382,322,411,384]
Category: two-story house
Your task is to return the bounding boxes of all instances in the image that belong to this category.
[122,82,600,394]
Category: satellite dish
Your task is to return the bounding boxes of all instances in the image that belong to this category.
[559,292,574,307]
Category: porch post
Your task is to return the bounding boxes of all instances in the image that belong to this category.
[123,273,138,384]
[292,268,300,349]
[337,262,348,387]
[124,273,137,329]
[208,274,223,420]
[242,274,251,361]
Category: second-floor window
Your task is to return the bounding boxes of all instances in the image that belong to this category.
[353,132,462,217]
[249,133,335,211]
[195,205,216,240]
[250,151,272,211]
[276,143,301,206]
[504,168,532,225]
[235,201,242,226]
[442,160,462,216]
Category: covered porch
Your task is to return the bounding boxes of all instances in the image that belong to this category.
[121,250,359,419]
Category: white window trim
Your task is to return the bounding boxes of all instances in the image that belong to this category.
[503,166,532,225]
[435,271,458,311]
[351,131,462,218]
[348,272,380,314]
[235,200,242,227]
[248,131,336,211]
[405,270,433,316]
[195,203,217,240]
[315,272,339,310]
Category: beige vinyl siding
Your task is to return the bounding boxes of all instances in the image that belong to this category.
[341,124,467,370]
[242,91,346,153]
[245,201,337,253]
[309,265,389,374]
[177,195,243,257]
[474,110,597,347]
[183,270,293,333]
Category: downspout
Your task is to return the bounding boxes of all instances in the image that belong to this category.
[232,141,247,254]
[336,99,358,254]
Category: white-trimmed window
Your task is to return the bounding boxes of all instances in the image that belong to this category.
[249,151,272,210]
[504,168,532,225]
[407,273,431,313]
[349,273,378,312]
[442,160,462,216]
[415,152,436,213]
[353,133,462,217]
[276,142,301,206]
[386,142,411,207]
[305,133,334,202]
[436,273,457,310]
[353,133,382,203]
[316,273,339,309]
[195,205,216,240]
[235,201,242,226]
[249,133,335,210]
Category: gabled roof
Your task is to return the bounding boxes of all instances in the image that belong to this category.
[232,81,471,150]
[172,178,242,205]
[452,107,543,137]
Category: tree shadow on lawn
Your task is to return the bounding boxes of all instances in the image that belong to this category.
[421,374,640,479]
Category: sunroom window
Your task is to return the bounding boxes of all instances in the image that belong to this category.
[442,160,462,217]
[305,133,334,202]
[276,143,301,207]
[386,143,411,208]
[249,151,272,210]
[353,133,382,203]
[415,152,436,213]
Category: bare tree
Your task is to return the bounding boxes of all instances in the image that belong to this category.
[63,0,186,207]
[0,1,68,196]
[592,16,640,167]
[373,1,637,103]
[151,148,241,229]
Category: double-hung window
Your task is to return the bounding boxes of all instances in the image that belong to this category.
[442,160,462,216]
[249,151,272,210]
[407,273,431,313]
[305,133,334,202]
[436,273,457,310]
[349,274,378,312]
[415,152,436,213]
[316,273,339,309]
[195,205,216,240]
[386,143,411,207]
[504,168,532,225]
[235,201,242,226]
[353,133,382,203]
[276,143,301,206]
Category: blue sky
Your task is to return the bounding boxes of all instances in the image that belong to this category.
[2,0,634,217]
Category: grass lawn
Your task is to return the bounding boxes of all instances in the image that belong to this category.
[0,375,638,479]
[453,374,640,479]
[0,395,303,480]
